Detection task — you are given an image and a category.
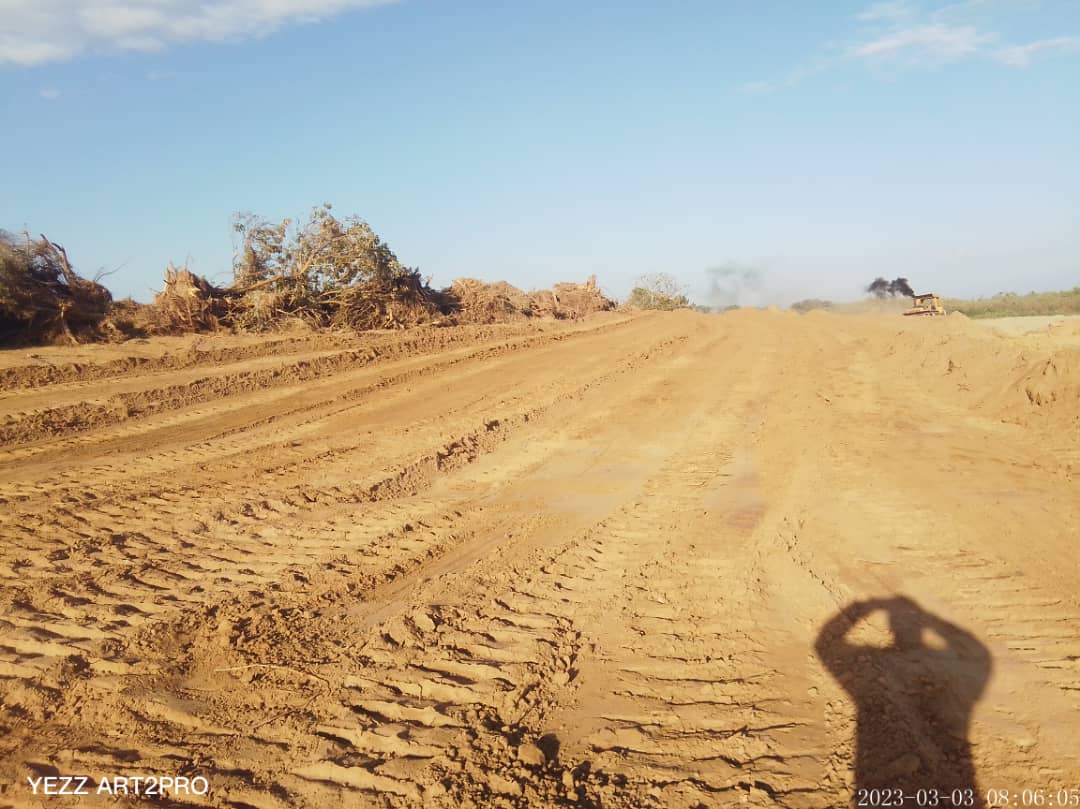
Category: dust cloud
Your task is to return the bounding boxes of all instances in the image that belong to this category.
[703,262,805,309]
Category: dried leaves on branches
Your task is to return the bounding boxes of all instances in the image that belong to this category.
[229,204,432,329]
[150,264,231,332]
[0,230,112,345]
[2,205,616,345]
[625,273,690,311]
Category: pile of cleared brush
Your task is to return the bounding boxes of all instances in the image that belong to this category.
[0,230,112,345]
[542,275,614,319]
[449,278,535,324]
[449,275,615,324]
[2,206,618,346]
[332,269,444,330]
[150,264,233,332]
[224,204,444,331]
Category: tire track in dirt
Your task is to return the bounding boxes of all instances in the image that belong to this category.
[0,332,355,391]
[528,339,839,809]
[0,315,703,798]
[210,323,771,808]
[0,316,668,524]
[223,324,836,808]
[0,316,636,450]
[758,316,1080,801]
[0,321,686,705]
[2,313,734,803]
[3,310,1080,808]
[0,321,625,392]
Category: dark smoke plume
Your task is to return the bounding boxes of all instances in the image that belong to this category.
[867,276,915,299]
[867,277,891,298]
[889,277,914,297]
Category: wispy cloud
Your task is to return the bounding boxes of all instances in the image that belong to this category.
[741,1,1079,93]
[851,23,996,66]
[995,35,1080,66]
[857,1,918,23]
[146,69,178,81]
[738,61,833,95]
[0,0,397,67]
[39,87,61,100]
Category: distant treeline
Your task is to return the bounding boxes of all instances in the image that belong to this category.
[790,286,1080,318]
[944,288,1080,318]
[790,298,833,313]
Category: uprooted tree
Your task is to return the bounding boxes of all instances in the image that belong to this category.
[229,204,440,330]
[228,206,614,328]
[0,230,112,345]
[3,205,617,344]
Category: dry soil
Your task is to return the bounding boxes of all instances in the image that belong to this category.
[0,310,1078,808]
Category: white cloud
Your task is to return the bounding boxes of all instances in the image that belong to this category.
[741,1,1077,92]
[738,80,777,95]
[738,61,833,95]
[851,23,996,65]
[39,87,61,99]
[995,35,1080,66]
[0,0,397,66]
[857,1,918,23]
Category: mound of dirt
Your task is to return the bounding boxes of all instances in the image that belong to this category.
[871,315,1080,428]
[990,345,1080,425]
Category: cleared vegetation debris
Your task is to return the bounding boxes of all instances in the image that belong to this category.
[151,264,234,332]
[331,269,445,330]
[448,275,615,323]
[3,207,616,346]
[0,231,113,346]
[544,276,615,319]
[449,278,535,323]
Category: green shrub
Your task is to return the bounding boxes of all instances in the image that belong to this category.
[626,273,691,310]
[944,287,1080,318]
[791,298,833,313]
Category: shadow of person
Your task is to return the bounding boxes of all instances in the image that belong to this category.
[815,596,991,805]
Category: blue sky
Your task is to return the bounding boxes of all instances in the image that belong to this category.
[2,0,1078,305]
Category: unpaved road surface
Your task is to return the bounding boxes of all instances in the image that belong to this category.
[1,311,1078,808]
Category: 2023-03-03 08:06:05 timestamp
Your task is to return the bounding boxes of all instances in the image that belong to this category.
[857,788,1080,806]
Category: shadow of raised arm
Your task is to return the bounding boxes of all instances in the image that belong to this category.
[814,598,885,683]
[815,595,992,805]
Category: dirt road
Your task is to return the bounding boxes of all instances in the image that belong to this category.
[1,311,1078,808]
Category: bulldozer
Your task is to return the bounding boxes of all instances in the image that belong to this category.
[904,293,946,317]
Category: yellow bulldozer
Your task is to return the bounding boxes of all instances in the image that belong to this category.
[904,293,946,317]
